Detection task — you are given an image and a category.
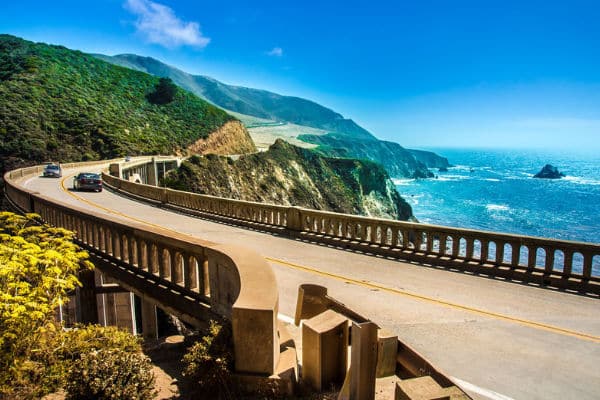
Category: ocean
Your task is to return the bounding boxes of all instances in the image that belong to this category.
[394,148,600,274]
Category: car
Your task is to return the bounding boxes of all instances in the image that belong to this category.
[73,172,102,192]
[125,155,132,162]
[43,164,62,178]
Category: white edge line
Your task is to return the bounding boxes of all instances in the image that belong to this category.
[451,376,515,400]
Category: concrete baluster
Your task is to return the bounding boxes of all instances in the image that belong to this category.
[148,244,158,275]
[510,242,520,268]
[183,253,196,291]
[496,241,505,264]
[426,232,434,253]
[582,252,593,280]
[479,239,488,263]
[135,240,145,270]
[173,251,183,285]
[158,247,170,279]
[544,247,555,276]
[465,237,474,260]
[528,245,537,269]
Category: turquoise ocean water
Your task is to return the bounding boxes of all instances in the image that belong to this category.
[394,148,600,274]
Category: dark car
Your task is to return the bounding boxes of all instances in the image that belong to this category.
[73,173,102,192]
[43,164,62,178]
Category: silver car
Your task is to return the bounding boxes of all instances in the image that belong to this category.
[43,164,62,178]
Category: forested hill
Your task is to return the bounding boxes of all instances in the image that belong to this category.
[0,35,236,173]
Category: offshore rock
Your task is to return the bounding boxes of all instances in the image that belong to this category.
[164,139,413,220]
[534,164,565,179]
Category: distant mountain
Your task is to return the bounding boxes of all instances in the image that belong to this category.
[0,35,251,174]
[94,53,447,179]
[94,53,374,140]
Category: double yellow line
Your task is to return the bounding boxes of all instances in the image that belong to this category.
[59,174,600,344]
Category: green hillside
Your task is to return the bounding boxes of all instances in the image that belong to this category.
[0,35,234,173]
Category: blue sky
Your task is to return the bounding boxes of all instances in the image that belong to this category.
[2,0,600,149]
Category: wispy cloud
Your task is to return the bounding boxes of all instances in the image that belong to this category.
[266,47,283,57]
[124,0,210,48]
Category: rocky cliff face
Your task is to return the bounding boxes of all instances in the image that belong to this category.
[187,120,256,155]
[408,149,451,169]
[165,139,413,220]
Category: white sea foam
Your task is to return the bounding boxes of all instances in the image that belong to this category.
[563,176,600,185]
[486,204,509,212]
[483,178,501,182]
[437,175,470,181]
[392,178,414,186]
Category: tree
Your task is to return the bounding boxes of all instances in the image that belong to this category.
[147,77,177,105]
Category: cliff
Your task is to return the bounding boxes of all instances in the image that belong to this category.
[297,133,433,179]
[164,139,413,220]
[408,149,452,169]
[187,120,256,155]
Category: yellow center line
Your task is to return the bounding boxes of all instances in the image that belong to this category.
[59,173,600,344]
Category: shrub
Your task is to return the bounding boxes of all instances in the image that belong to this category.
[181,320,234,398]
[65,348,156,400]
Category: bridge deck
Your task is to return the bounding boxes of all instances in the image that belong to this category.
[23,165,600,400]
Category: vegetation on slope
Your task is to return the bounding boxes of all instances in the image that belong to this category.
[0,212,155,399]
[164,139,413,220]
[0,35,236,174]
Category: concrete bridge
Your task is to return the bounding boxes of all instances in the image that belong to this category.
[4,157,600,400]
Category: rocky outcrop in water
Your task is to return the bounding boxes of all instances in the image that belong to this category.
[164,139,413,220]
[534,164,565,179]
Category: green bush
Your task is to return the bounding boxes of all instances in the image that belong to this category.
[182,320,234,398]
[65,348,156,400]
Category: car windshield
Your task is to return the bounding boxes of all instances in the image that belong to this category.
[46,165,60,170]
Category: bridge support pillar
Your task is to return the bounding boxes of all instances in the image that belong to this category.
[75,269,98,324]
[141,299,158,340]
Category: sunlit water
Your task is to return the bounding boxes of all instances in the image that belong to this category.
[394,148,600,275]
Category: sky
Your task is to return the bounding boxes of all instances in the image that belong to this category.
[2,0,600,150]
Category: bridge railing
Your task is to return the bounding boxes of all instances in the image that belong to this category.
[4,162,281,376]
[107,167,600,296]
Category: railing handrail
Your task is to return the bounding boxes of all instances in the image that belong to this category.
[110,159,600,295]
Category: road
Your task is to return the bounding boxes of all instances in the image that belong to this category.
[24,165,600,400]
